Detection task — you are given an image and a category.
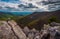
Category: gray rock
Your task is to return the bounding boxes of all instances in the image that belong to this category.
[28,32,34,39]
[0,20,27,39]
[0,21,17,39]
[31,28,37,34]
[34,32,40,39]
[50,22,60,26]
[8,20,26,39]
[23,26,30,36]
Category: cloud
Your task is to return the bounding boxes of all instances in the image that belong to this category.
[0,2,19,11]
[20,0,49,11]
[0,0,60,12]
[0,1,39,12]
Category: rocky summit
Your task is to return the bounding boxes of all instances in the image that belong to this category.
[0,20,60,39]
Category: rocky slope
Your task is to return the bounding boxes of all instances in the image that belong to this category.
[0,20,26,39]
[0,20,60,39]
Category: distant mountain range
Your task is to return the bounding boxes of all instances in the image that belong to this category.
[0,5,60,30]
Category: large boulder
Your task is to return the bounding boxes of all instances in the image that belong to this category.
[8,20,27,39]
[0,21,17,39]
[0,20,26,39]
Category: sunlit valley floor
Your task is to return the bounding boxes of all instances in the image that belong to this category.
[0,10,60,39]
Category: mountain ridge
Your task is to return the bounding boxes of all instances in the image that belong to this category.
[16,10,60,30]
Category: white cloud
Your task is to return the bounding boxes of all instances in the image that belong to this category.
[20,0,49,11]
[0,2,19,8]
[0,0,60,12]
[0,1,39,12]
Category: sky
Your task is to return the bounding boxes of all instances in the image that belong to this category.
[0,0,60,12]
[2,0,18,1]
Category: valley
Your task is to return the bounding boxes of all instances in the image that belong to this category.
[0,10,60,30]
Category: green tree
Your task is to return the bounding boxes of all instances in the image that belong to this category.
[48,16,57,23]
